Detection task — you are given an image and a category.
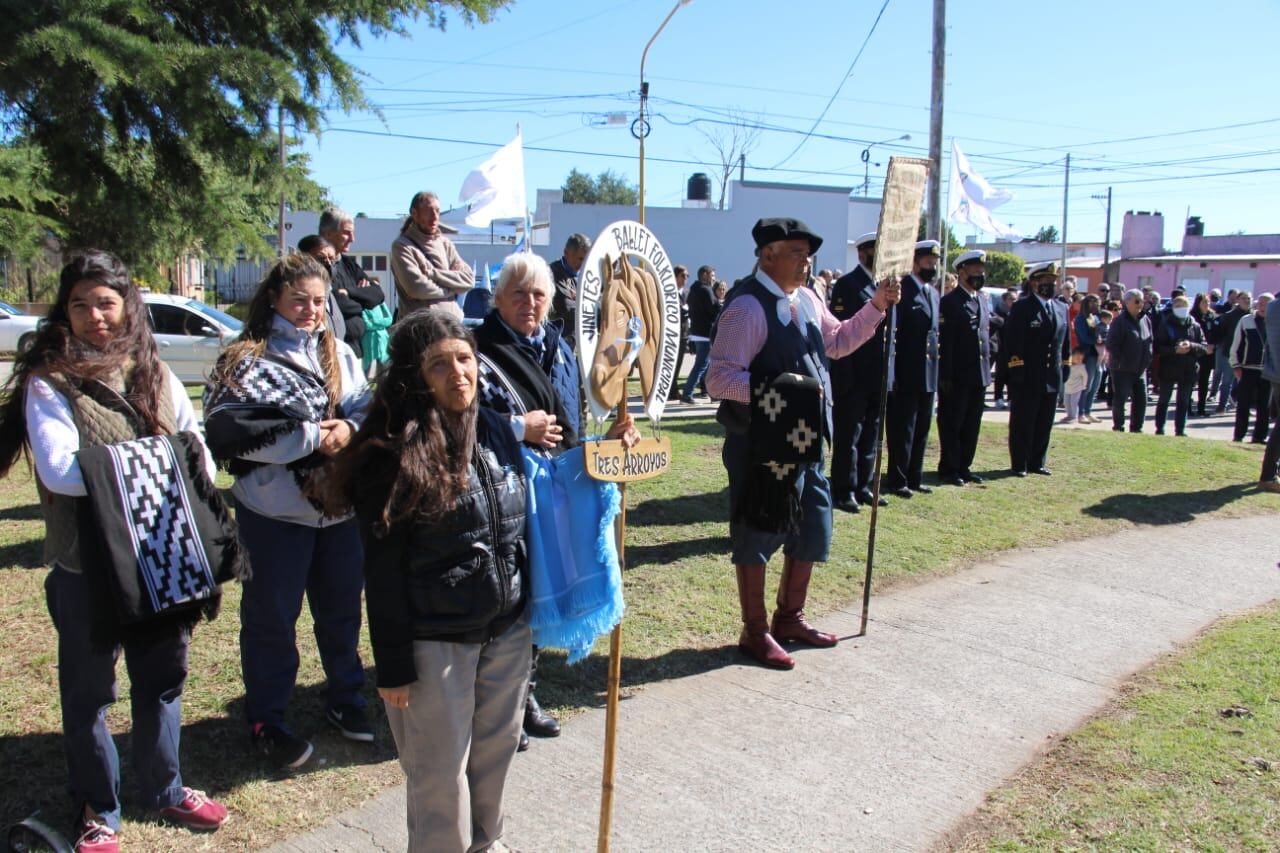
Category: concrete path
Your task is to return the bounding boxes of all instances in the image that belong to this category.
[270,517,1278,853]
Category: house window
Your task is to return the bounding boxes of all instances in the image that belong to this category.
[375,255,388,272]
[360,255,375,271]
[1137,275,1154,289]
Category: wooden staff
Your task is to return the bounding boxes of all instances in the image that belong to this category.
[596,482,626,852]
[859,303,895,636]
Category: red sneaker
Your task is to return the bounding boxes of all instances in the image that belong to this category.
[74,819,119,853]
[158,787,229,832]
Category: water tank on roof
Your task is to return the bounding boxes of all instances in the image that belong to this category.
[687,173,712,202]
[1186,216,1204,236]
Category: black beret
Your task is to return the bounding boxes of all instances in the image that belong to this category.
[751,217,823,255]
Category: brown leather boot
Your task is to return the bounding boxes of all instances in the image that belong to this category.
[771,558,838,648]
[735,564,794,670]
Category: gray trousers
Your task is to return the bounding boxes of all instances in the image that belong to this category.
[386,618,532,853]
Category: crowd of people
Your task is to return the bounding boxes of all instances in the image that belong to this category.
[5,197,1280,852]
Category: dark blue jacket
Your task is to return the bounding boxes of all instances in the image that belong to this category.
[1004,295,1069,391]
[938,285,991,388]
[892,274,939,394]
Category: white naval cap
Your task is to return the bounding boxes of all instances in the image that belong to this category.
[1025,260,1060,278]
[853,231,877,249]
[953,249,987,269]
[914,239,941,256]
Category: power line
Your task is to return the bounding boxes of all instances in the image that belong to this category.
[770,0,893,168]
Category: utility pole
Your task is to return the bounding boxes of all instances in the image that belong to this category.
[277,102,287,258]
[1102,186,1112,283]
[738,153,745,182]
[926,0,945,240]
[1060,153,1070,290]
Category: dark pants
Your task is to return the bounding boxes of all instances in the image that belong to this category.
[1261,382,1280,481]
[1110,370,1148,432]
[45,567,189,830]
[1007,384,1056,473]
[936,383,985,477]
[1195,354,1214,413]
[1155,375,1194,435]
[681,340,711,398]
[830,383,882,501]
[1234,370,1271,442]
[667,333,689,400]
[884,389,934,489]
[724,431,832,565]
[237,506,366,730]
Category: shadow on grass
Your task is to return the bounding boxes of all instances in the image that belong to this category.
[0,670,397,835]
[0,538,45,569]
[537,644,743,714]
[0,501,41,521]
[626,535,731,569]
[1082,483,1254,525]
[660,420,723,440]
[629,487,729,528]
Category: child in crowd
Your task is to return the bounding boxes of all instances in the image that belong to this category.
[1062,346,1089,424]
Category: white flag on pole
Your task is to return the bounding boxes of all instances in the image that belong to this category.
[458,130,527,228]
[947,140,1021,241]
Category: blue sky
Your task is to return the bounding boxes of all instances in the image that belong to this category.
[303,0,1279,250]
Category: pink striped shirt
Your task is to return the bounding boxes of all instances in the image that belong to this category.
[706,274,886,404]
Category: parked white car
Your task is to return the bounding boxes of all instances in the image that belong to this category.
[142,293,242,383]
[0,301,44,353]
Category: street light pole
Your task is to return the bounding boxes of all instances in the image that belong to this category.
[860,133,912,197]
[636,0,692,226]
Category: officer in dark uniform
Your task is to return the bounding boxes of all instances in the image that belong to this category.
[1003,261,1070,476]
[883,240,941,499]
[828,232,893,512]
[936,250,993,486]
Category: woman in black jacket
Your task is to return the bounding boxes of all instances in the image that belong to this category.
[327,311,529,853]
[1153,295,1208,436]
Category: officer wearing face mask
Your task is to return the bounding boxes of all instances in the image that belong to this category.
[936,250,992,486]
[1003,261,1070,476]
[883,240,942,498]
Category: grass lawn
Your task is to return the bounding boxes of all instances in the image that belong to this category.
[0,419,1275,849]
[946,602,1280,851]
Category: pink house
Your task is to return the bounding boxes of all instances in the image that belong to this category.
[1115,211,1280,298]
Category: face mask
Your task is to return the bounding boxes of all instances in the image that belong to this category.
[1035,280,1056,298]
[968,274,986,288]
[1172,306,1190,320]
[918,267,937,283]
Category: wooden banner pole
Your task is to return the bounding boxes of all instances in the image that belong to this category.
[597,482,626,853]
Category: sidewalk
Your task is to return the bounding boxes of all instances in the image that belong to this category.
[269,517,1278,852]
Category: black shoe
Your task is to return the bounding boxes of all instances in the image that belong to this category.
[524,694,561,738]
[962,472,985,484]
[1155,428,1165,435]
[909,484,933,494]
[940,475,965,487]
[1031,467,1052,476]
[518,730,529,752]
[679,395,696,405]
[1112,426,1124,432]
[888,486,914,499]
[856,490,888,507]
[834,498,861,514]
[1011,469,1028,478]
[327,703,374,743]
[252,724,313,770]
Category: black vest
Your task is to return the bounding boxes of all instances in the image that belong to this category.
[717,276,832,437]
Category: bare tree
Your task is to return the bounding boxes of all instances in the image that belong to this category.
[697,111,763,210]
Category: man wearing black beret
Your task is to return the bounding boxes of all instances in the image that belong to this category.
[706,218,900,670]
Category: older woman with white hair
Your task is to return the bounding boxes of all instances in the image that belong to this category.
[472,252,638,749]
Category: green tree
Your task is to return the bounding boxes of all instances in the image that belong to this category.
[561,169,639,205]
[0,0,508,277]
[917,216,963,258]
[1034,225,1060,243]
[984,250,1026,287]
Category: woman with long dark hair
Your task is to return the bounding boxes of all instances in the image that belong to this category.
[1191,292,1217,416]
[203,253,372,769]
[0,251,227,851]
[326,310,530,853]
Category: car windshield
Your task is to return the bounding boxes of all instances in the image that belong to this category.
[186,300,243,332]
[0,301,20,316]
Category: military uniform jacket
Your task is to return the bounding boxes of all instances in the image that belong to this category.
[938,285,992,388]
[892,274,939,394]
[1003,295,1069,392]
[828,265,895,392]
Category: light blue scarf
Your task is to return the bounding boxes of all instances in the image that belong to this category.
[521,445,623,663]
